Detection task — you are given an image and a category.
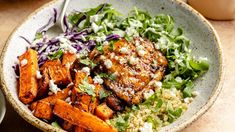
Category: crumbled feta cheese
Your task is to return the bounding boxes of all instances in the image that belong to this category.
[104,19,114,29]
[184,97,194,103]
[126,27,138,36]
[68,90,72,96]
[175,76,183,83]
[20,59,28,66]
[138,50,146,57]
[103,41,109,45]
[100,55,106,60]
[199,57,208,61]
[65,97,71,103]
[112,30,125,37]
[144,89,154,99]
[129,56,138,65]
[93,75,104,84]
[36,70,42,79]
[67,82,74,87]
[104,59,112,69]
[135,40,140,46]
[91,22,102,33]
[129,19,143,28]
[81,67,90,75]
[119,57,127,64]
[139,122,153,132]
[110,53,115,59]
[119,47,128,54]
[49,80,61,94]
[96,35,106,42]
[59,37,77,53]
[153,81,162,88]
[192,91,199,97]
[90,15,99,22]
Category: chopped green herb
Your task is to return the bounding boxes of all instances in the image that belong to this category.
[79,77,96,98]
[80,58,97,69]
[35,32,43,40]
[98,72,116,81]
[48,49,63,60]
[99,89,111,99]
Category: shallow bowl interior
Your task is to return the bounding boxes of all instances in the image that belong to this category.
[0,0,223,131]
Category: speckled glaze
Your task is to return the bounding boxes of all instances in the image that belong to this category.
[0,0,224,131]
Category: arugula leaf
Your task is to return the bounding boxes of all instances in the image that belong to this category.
[183,80,194,98]
[189,59,209,71]
[48,49,63,60]
[113,114,130,132]
[167,108,183,123]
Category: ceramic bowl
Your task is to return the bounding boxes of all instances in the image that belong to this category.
[0,0,224,131]
[0,90,6,124]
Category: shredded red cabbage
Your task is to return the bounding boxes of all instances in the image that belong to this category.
[106,34,120,41]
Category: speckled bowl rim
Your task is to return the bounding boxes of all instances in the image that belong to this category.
[0,0,224,131]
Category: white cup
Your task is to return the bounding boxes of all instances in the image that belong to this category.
[188,0,235,20]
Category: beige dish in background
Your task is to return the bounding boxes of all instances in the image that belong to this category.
[188,0,235,20]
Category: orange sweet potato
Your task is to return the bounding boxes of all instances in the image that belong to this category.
[53,100,117,132]
[37,68,50,98]
[74,126,86,132]
[19,49,38,104]
[95,103,113,120]
[62,52,77,66]
[48,65,72,85]
[33,101,52,120]
[39,59,61,71]
[29,86,72,110]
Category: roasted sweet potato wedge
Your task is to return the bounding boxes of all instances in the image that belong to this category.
[74,126,86,132]
[62,52,77,66]
[29,86,72,110]
[33,101,52,120]
[53,100,117,132]
[37,68,50,98]
[48,65,72,85]
[19,48,38,104]
[39,59,61,71]
[95,103,113,120]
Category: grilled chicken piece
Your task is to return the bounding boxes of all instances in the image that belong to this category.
[105,95,123,111]
[93,37,168,105]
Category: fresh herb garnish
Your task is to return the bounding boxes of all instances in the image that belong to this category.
[80,58,97,69]
[98,72,116,81]
[99,89,111,99]
[48,49,63,60]
[35,32,43,40]
[78,77,96,98]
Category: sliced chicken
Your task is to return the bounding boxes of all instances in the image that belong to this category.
[93,37,168,105]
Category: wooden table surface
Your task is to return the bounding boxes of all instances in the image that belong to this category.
[0,0,234,131]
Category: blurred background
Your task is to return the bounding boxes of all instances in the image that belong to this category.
[0,0,235,132]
